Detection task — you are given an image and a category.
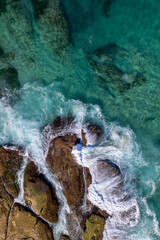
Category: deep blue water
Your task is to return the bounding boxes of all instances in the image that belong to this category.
[0,0,160,239]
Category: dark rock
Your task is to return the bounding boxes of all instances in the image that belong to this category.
[103,0,115,17]
[0,46,4,57]
[60,235,70,240]
[0,67,20,89]
[93,42,119,62]
[49,116,74,130]
[0,1,6,16]
[89,58,131,94]
[24,161,59,223]
[88,123,103,139]
[31,0,49,19]
[133,72,146,87]
[81,129,87,147]
[96,159,121,180]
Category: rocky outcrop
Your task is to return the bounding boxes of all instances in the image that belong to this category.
[24,161,59,223]
[60,235,70,240]
[46,134,90,208]
[44,117,109,239]
[83,214,105,240]
[0,147,22,197]
[0,181,13,240]
[0,147,55,239]
[6,203,54,240]
[0,117,112,240]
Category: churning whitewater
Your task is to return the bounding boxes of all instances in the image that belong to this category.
[0,82,152,239]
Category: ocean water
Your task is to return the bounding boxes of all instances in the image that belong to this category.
[0,0,160,239]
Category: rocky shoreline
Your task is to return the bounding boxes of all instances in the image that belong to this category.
[0,117,109,240]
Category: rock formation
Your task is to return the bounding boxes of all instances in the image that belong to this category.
[0,117,110,240]
[24,161,59,223]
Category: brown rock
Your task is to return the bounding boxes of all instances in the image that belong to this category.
[60,235,70,240]
[24,161,59,223]
[0,181,14,240]
[0,147,22,197]
[88,124,103,139]
[46,134,85,207]
[6,203,54,240]
[81,129,87,147]
[44,118,109,240]
[82,214,105,240]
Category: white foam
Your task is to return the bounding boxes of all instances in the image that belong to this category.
[72,124,141,240]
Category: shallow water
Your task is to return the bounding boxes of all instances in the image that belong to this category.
[0,0,160,239]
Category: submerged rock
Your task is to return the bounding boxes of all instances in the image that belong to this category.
[24,161,59,223]
[6,203,54,240]
[0,67,20,89]
[31,0,70,56]
[103,0,115,17]
[0,0,6,16]
[88,44,146,95]
[31,0,49,19]
[133,72,146,87]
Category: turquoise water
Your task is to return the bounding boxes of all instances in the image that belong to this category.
[0,0,160,239]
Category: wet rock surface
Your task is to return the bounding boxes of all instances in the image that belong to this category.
[24,161,59,223]
[0,147,54,239]
[0,117,114,240]
[6,203,54,240]
[0,181,13,240]
[45,117,109,239]
[46,134,87,208]
[83,214,105,240]
[0,147,22,197]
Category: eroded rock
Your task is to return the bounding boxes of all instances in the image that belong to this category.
[24,161,59,223]
[44,117,108,240]
[46,134,86,208]
[0,147,22,197]
[83,214,105,240]
[0,181,13,240]
[0,147,21,239]
[60,235,70,240]
[6,203,54,240]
